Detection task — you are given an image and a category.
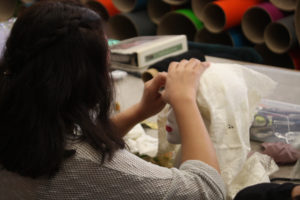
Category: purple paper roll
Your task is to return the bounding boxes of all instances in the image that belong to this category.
[257,2,285,21]
[242,2,285,44]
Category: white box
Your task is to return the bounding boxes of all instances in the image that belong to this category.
[110,35,188,68]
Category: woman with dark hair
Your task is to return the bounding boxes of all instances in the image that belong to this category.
[0,1,225,199]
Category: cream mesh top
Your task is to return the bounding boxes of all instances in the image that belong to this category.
[0,142,226,200]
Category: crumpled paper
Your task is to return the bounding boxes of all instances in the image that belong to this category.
[124,124,158,157]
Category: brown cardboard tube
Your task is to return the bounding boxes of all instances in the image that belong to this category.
[0,0,17,22]
[264,15,298,54]
[142,68,159,82]
[157,10,203,41]
[242,3,284,44]
[201,3,225,33]
[270,0,298,11]
[107,10,156,40]
[163,0,189,6]
[191,0,214,21]
[148,0,172,24]
[194,28,233,46]
[242,8,271,44]
[112,0,136,12]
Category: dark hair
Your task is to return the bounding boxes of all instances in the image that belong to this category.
[0,0,124,178]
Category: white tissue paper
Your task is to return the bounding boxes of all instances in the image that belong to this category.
[124,124,158,157]
[159,62,278,199]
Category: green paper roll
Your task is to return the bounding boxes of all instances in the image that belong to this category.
[175,9,204,30]
[157,9,203,41]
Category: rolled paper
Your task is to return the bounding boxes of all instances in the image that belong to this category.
[195,27,251,47]
[296,0,300,44]
[242,2,285,44]
[112,0,147,13]
[191,0,214,20]
[202,0,262,33]
[107,10,156,40]
[0,0,17,22]
[142,68,159,82]
[157,9,204,41]
[163,0,189,6]
[255,44,295,69]
[270,0,298,11]
[148,0,172,24]
[265,15,298,54]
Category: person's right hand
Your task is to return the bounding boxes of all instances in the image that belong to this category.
[161,58,209,107]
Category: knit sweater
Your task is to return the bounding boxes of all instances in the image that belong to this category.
[0,142,226,200]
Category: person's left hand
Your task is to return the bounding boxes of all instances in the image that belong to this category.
[136,72,167,120]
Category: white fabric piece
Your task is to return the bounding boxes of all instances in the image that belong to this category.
[124,123,158,157]
[229,152,279,199]
[159,62,278,199]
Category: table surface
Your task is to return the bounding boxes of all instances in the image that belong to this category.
[114,56,300,181]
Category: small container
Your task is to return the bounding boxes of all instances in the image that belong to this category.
[250,99,300,144]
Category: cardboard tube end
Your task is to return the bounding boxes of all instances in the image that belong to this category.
[202,3,225,33]
[142,68,159,82]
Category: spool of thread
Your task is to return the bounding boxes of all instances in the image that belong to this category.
[270,0,298,11]
[195,27,251,47]
[148,0,173,24]
[242,2,284,44]
[296,0,300,44]
[107,10,156,40]
[191,0,214,21]
[202,0,262,33]
[112,0,147,13]
[255,44,295,69]
[0,0,17,22]
[157,9,204,41]
[163,0,189,6]
[265,15,298,54]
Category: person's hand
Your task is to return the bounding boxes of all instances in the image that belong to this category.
[161,58,209,107]
[292,185,300,199]
[136,72,167,120]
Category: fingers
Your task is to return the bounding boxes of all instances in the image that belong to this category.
[146,72,167,92]
[168,61,178,72]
